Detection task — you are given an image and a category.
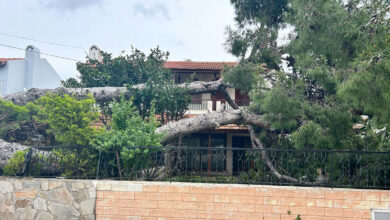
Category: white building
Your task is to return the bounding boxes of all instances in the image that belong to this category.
[88,45,102,62]
[0,45,61,96]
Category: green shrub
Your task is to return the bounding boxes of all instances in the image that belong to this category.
[3,150,27,175]
[0,99,31,140]
[92,97,163,179]
[34,93,99,146]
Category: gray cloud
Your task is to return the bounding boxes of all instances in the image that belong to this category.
[42,0,103,11]
[133,2,170,20]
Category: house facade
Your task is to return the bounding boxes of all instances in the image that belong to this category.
[0,45,61,96]
[164,61,252,175]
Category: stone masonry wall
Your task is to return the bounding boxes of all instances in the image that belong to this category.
[95,181,390,220]
[0,178,96,220]
[2,178,390,220]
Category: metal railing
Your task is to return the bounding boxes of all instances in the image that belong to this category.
[188,99,250,111]
[11,146,390,189]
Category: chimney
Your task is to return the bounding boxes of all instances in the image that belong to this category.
[24,45,40,90]
[88,45,102,62]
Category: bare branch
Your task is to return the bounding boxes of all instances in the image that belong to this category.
[2,79,225,105]
[247,125,313,185]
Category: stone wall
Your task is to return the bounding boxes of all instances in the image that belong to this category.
[0,178,95,220]
[2,178,390,219]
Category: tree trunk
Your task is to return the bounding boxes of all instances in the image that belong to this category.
[2,79,225,105]
[115,150,122,180]
[156,109,268,144]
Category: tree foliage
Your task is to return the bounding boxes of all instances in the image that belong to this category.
[75,47,170,87]
[225,0,390,150]
[0,100,31,138]
[34,93,99,146]
[92,98,163,178]
[65,46,191,123]
[92,98,162,152]
[0,99,52,144]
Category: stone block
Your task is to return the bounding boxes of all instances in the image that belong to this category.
[73,189,90,203]
[96,182,111,191]
[22,180,39,190]
[0,200,14,214]
[84,181,93,188]
[33,197,47,211]
[88,187,96,199]
[40,180,49,191]
[48,187,72,204]
[72,182,85,191]
[81,215,95,220]
[111,184,128,191]
[0,211,14,220]
[0,181,13,193]
[128,183,142,192]
[49,181,62,190]
[80,199,95,215]
[73,201,80,210]
[48,202,80,217]
[15,199,33,208]
[36,212,54,220]
[38,191,48,200]
[16,208,37,220]
[15,188,36,199]
[13,180,23,191]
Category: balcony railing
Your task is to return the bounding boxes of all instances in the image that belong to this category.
[188,99,250,111]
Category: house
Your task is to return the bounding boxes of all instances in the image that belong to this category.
[0,45,61,96]
[84,45,254,175]
[164,61,252,175]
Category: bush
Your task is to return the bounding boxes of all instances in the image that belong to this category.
[3,150,27,175]
[92,98,163,178]
[0,99,31,140]
[34,93,99,146]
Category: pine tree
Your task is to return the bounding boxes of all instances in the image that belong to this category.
[225,0,390,150]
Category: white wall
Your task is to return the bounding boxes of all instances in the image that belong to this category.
[0,46,62,96]
[4,60,26,95]
[0,66,8,96]
[31,58,62,89]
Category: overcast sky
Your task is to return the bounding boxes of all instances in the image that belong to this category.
[0,0,237,79]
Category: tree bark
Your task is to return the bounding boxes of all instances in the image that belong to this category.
[156,109,268,144]
[2,79,225,105]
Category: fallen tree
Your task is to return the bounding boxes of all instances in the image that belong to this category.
[157,109,268,144]
[2,79,225,105]
[0,79,313,185]
[0,108,268,168]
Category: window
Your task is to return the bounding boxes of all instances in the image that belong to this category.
[372,210,390,220]
[183,133,226,171]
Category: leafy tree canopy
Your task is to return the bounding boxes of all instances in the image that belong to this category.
[34,93,99,146]
[63,46,190,123]
[225,0,390,150]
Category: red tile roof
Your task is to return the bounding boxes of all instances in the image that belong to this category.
[0,58,24,66]
[0,58,23,61]
[164,61,238,70]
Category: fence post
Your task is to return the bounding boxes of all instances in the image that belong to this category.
[96,150,102,179]
[22,148,33,176]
